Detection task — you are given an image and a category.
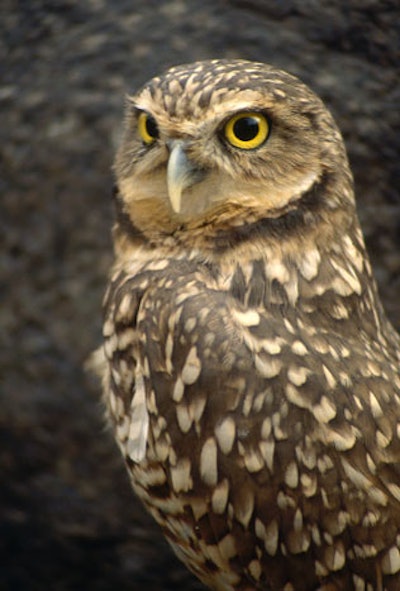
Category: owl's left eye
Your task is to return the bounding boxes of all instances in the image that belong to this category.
[138,111,159,144]
[223,112,270,150]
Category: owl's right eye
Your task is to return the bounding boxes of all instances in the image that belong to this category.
[138,112,159,144]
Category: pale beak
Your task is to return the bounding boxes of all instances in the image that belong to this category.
[167,141,203,213]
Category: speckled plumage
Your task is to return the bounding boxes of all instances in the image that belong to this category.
[98,60,400,591]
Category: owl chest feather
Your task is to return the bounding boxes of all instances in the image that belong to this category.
[101,233,400,591]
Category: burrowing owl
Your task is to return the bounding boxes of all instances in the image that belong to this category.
[98,60,400,591]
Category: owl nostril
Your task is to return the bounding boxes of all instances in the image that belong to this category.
[166,137,193,152]
[165,139,175,152]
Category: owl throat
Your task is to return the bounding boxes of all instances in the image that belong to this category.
[113,167,329,246]
[112,177,393,346]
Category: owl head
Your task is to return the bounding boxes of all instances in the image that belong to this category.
[114,59,354,242]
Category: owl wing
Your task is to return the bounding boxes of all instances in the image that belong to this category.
[103,257,400,575]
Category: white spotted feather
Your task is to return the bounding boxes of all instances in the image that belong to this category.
[126,372,149,463]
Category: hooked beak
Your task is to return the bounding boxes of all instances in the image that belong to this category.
[167,141,204,213]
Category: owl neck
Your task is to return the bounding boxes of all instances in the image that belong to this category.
[113,181,394,343]
[114,168,349,253]
[214,214,396,346]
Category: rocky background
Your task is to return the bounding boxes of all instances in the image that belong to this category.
[1,1,399,590]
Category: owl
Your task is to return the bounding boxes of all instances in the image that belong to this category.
[98,60,400,591]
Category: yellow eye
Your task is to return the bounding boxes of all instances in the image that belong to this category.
[138,111,159,144]
[224,112,270,150]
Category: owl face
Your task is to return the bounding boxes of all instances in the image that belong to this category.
[115,60,351,230]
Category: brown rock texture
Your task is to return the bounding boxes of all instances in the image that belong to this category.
[1,1,399,589]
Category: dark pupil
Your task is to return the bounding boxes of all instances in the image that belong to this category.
[233,117,259,141]
[146,115,158,138]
